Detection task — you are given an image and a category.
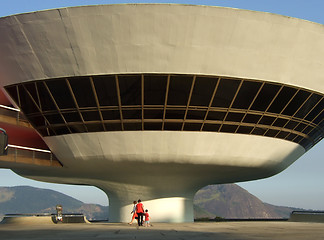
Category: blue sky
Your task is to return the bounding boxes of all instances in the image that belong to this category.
[0,0,324,209]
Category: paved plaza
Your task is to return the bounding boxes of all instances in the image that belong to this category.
[1,221,324,240]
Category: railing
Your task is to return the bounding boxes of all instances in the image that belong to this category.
[0,104,31,127]
[0,144,62,167]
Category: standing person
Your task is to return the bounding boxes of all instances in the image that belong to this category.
[144,209,150,227]
[135,199,144,226]
[128,201,137,225]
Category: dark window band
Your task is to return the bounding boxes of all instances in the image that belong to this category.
[5,74,324,151]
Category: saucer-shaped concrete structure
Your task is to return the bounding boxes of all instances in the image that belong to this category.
[0,4,323,222]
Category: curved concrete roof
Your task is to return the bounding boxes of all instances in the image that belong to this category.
[0,4,324,93]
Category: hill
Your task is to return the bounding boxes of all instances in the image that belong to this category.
[0,184,305,222]
[193,184,303,219]
[0,186,108,221]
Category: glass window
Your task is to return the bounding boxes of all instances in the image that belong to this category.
[305,98,324,122]
[225,112,245,122]
[105,123,122,131]
[165,109,186,119]
[202,123,220,132]
[46,79,75,109]
[144,109,163,119]
[69,77,97,108]
[122,110,142,119]
[295,94,322,119]
[45,113,65,124]
[259,116,275,126]
[268,86,298,114]
[294,123,307,132]
[212,79,240,108]
[313,111,324,125]
[250,83,281,112]
[302,125,314,135]
[86,124,104,132]
[206,111,226,121]
[186,110,206,120]
[144,122,162,130]
[293,135,303,143]
[63,112,82,122]
[124,123,142,130]
[28,115,46,127]
[36,82,57,111]
[93,75,119,106]
[251,127,267,135]
[272,118,288,128]
[82,111,101,121]
[311,130,323,144]
[24,82,38,104]
[183,123,202,131]
[101,110,120,120]
[265,129,279,137]
[285,120,299,130]
[144,75,167,105]
[286,133,297,141]
[276,131,289,139]
[243,114,261,124]
[37,128,50,136]
[69,124,87,133]
[18,85,39,114]
[309,131,322,144]
[52,126,70,135]
[167,75,193,105]
[319,120,324,129]
[282,90,310,116]
[236,126,253,134]
[220,124,238,133]
[190,76,218,107]
[118,75,141,106]
[232,81,262,109]
[163,122,183,130]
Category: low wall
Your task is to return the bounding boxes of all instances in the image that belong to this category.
[1,215,55,225]
[289,211,324,223]
[0,214,90,225]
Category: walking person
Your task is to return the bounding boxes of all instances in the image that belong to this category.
[135,199,144,226]
[128,201,137,225]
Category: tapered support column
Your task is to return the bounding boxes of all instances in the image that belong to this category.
[99,184,195,223]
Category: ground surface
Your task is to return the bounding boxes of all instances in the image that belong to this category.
[0,222,324,240]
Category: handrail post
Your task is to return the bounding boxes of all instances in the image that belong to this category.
[14,148,17,162]
[32,150,35,163]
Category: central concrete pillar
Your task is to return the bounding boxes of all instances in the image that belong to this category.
[98,183,195,223]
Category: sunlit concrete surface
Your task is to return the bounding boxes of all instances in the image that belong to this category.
[0,222,324,240]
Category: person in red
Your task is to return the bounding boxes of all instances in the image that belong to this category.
[135,199,144,226]
[144,209,150,227]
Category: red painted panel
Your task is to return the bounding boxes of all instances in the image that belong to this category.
[0,122,48,150]
[0,89,12,106]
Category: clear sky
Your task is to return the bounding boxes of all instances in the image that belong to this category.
[0,0,324,209]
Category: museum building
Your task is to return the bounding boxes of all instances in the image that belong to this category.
[0,4,323,222]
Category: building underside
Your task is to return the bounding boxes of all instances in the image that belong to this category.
[0,4,324,222]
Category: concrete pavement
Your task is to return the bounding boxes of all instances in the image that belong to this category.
[1,221,324,240]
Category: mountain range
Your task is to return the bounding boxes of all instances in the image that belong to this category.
[0,184,306,221]
[193,184,304,219]
[0,186,108,221]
